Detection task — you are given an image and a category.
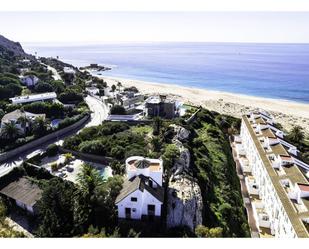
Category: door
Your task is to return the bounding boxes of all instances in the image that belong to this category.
[125,207,131,219]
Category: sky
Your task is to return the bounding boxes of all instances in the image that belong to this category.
[1,12,309,44]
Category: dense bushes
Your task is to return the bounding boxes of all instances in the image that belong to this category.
[187,109,250,237]
[63,122,148,160]
[58,90,83,104]
[110,105,126,115]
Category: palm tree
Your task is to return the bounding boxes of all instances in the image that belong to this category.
[17,115,30,134]
[32,116,47,137]
[1,121,21,140]
[77,164,104,196]
[288,125,305,144]
[153,117,163,136]
[116,81,122,92]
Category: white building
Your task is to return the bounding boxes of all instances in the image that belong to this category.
[235,111,309,238]
[0,177,42,215]
[115,156,164,221]
[10,92,57,105]
[63,67,75,74]
[20,75,39,87]
[85,86,100,95]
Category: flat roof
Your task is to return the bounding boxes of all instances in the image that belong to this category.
[10,92,57,104]
[243,115,309,237]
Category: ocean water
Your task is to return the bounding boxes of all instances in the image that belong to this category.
[23,42,309,103]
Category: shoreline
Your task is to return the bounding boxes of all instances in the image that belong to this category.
[99,75,309,133]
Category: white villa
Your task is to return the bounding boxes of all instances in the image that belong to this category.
[234,110,309,238]
[115,156,164,221]
[0,109,45,134]
[20,75,39,87]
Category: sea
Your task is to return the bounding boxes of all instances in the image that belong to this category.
[23,42,309,103]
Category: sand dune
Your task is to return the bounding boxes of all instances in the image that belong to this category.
[101,76,309,133]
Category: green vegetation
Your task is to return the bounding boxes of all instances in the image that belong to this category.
[286,125,309,164]
[186,109,250,237]
[35,164,123,237]
[110,105,126,115]
[63,122,149,160]
[0,198,25,237]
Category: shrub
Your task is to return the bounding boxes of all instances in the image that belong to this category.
[46,144,59,157]
[34,82,54,93]
[50,162,58,172]
[110,105,126,115]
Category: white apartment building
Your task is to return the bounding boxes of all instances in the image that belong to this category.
[115,156,164,221]
[235,111,309,238]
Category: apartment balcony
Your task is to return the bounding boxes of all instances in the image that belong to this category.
[245,176,260,196]
[239,157,251,173]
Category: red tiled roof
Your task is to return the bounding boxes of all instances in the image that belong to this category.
[298,183,309,192]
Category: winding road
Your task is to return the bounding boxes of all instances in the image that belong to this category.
[0,95,109,177]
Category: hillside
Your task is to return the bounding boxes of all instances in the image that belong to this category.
[0,35,27,57]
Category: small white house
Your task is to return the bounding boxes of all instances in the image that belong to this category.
[115,156,164,221]
[20,75,39,87]
[86,86,100,95]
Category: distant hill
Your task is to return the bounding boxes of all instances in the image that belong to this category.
[0,35,27,56]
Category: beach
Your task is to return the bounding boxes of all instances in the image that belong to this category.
[101,76,309,133]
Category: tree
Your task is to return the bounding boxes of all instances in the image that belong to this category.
[46,144,59,157]
[77,164,104,196]
[17,115,30,133]
[288,126,305,144]
[111,84,116,92]
[36,178,78,237]
[116,81,122,91]
[153,117,163,135]
[50,80,65,93]
[34,82,54,93]
[1,121,21,140]
[110,105,126,115]
[32,116,47,137]
[151,136,162,152]
[58,90,83,104]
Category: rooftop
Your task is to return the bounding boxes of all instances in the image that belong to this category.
[243,114,309,237]
[10,92,57,104]
[1,109,45,123]
[0,177,43,207]
[126,157,162,172]
[115,175,164,204]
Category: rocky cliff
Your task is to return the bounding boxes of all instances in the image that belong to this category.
[0,35,27,56]
[166,125,203,231]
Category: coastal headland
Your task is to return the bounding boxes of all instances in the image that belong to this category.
[100,76,309,133]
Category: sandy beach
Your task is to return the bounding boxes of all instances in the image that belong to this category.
[100,76,309,133]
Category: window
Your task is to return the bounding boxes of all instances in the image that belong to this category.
[132,208,136,212]
[131,197,137,202]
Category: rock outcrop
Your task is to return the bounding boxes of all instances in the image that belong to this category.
[0,34,27,56]
[166,125,203,231]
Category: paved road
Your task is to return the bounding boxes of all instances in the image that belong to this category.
[84,95,109,127]
[0,95,108,177]
[41,62,62,81]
